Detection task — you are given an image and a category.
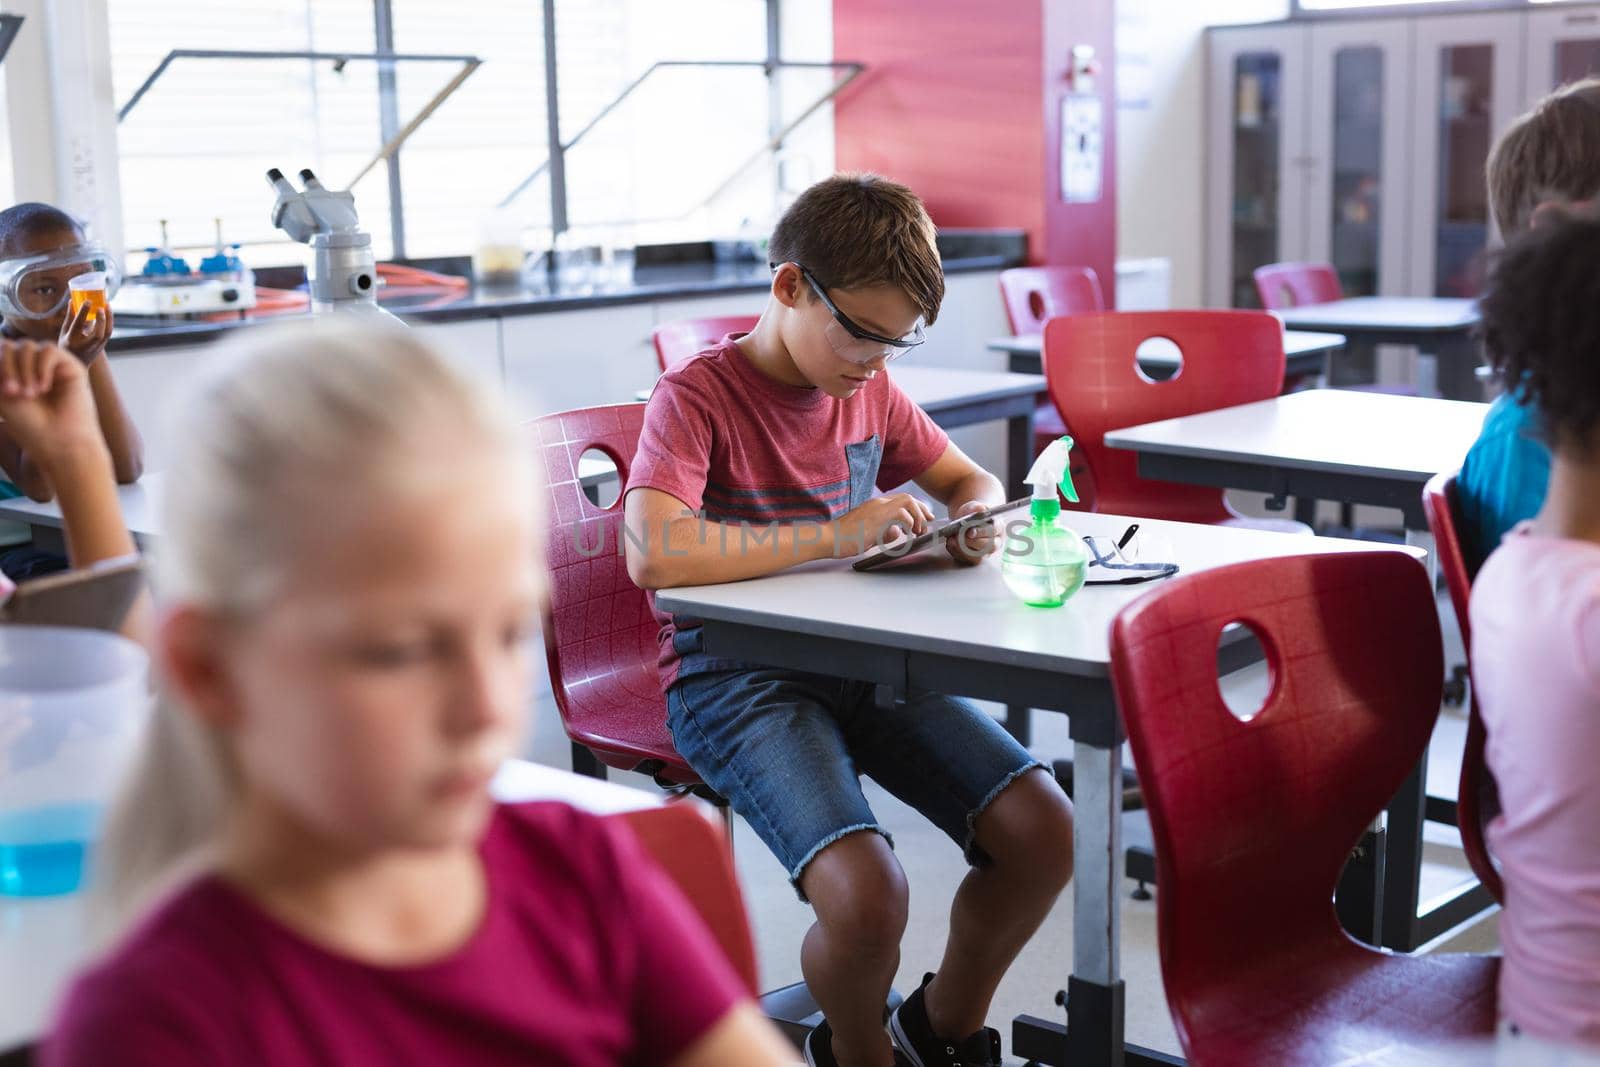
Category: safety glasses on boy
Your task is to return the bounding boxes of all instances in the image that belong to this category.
[789,263,926,365]
[0,243,122,321]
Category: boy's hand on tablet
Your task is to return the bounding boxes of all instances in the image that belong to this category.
[59,301,113,365]
[0,340,102,464]
[945,500,1000,566]
[837,492,934,557]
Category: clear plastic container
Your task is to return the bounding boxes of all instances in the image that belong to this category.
[0,626,149,896]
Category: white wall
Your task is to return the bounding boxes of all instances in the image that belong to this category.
[1115,0,1287,309]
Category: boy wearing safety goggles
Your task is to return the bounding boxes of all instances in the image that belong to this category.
[625,174,1073,1067]
[0,204,143,518]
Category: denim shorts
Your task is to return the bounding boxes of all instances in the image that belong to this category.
[666,638,1046,901]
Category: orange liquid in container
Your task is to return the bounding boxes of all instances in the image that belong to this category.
[68,274,109,322]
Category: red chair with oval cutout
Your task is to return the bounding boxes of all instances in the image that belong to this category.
[1422,470,1503,904]
[652,315,759,373]
[1254,262,1417,402]
[532,403,702,785]
[999,265,1105,337]
[1252,262,1343,311]
[1111,551,1499,1064]
[1043,310,1301,526]
[998,267,1105,505]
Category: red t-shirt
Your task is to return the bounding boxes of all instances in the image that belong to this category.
[42,803,746,1067]
[628,339,949,688]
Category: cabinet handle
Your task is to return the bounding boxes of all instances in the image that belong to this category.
[1565,13,1600,24]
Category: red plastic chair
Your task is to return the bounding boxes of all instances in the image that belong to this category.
[652,315,759,373]
[998,267,1106,488]
[1255,262,1417,404]
[532,403,701,785]
[1252,261,1343,311]
[615,804,760,995]
[1422,470,1503,904]
[998,265,1105,336]
[1111,552,1499,1065]
[1043,310,1288,525]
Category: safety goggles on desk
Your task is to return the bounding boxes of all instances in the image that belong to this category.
[1083,526,1180,585]
[0,243,123,321]
[788,263,927,365]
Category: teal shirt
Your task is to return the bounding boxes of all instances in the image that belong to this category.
[0,478,29,549]
[1457,392,1552,566]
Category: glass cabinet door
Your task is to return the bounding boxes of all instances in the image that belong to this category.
[1555,37,1600,85]
[1329,45,1383,296]
[1410,16,1521,299]
[1208,24,1307,309]
[1527,7,1600,104]
[1231,52,1284,308]
[1434,44,1494,298]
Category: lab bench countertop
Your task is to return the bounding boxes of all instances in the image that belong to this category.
[106,252,1023,355]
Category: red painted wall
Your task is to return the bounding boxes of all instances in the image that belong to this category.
[833,0,1117,304]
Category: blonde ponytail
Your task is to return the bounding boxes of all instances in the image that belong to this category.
[94,318,524,939]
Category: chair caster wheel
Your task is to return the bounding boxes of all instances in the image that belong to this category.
[1131,881,1152,901]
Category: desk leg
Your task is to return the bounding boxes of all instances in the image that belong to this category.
[1335,823,1387,946]
[1406,527,1438,597]
[1008,409,1036,500]
[1435,336,1484,403]
[1014,739,1159,1067]
[1003,704,1033,747]
[1381,755,1427,951]
[1329,339,1378,388]
[1069,739,1124,1063]
[571,742,608,781]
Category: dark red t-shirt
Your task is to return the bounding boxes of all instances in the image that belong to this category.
[42,803,746,1067]
[628,339,949,688]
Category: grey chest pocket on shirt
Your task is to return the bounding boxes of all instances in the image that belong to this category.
[845,434,884,510]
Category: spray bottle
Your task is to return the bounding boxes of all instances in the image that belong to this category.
[1000,436,1088,607]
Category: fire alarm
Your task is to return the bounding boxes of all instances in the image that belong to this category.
[1067,44,1100,94]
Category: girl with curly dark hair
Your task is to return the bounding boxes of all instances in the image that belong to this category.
[1470,209,1600,1050]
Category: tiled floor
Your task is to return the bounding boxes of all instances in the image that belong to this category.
[527,585,1499,1064]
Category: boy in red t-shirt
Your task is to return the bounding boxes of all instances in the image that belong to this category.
[626,174,1074,1067]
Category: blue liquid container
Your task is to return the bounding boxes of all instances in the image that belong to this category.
[0,625,149,898]
[0,803,100,896]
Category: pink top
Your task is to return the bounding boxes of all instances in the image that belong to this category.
[43,802,747,1067]
[628,338,949,688]
[1471,528,1600,1046]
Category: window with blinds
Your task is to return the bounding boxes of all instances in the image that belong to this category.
[109,0,389,267]
[555,0,769,245]
[389,1,549,258]
[106,0,778,267]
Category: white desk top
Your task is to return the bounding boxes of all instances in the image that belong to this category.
[656,510,1421,678]
[986,329,1347,362]
[1274,296,1479,333]
[0,759,660,1051]
[1103,389,1487,482]
[0,472,164,539]
[889,365,1046,408]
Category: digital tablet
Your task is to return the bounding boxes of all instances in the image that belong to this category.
[852,497,1030,572]
[0,555,146,632]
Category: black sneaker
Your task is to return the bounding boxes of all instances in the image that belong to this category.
[888,973,1002,1067]
[805,1019,915,1067]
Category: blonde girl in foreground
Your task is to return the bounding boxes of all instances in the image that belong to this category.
[42,320,792,1067]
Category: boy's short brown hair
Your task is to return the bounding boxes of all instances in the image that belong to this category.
[768,173,944,325]
[1487,78,1600,237]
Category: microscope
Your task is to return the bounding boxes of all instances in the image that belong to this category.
[265,168,400,320]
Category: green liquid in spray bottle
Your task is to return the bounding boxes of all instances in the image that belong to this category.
[1000,436,1088,607]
